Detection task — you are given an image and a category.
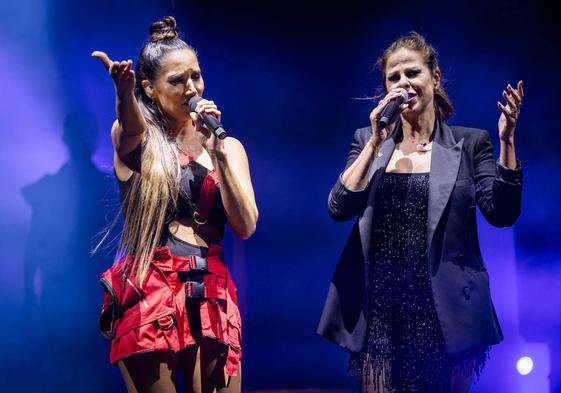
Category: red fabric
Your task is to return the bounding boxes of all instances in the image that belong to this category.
[99,245,242,376]
[196,169,219,221]
[177,150,219,223]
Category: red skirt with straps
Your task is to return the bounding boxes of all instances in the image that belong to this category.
[99,245,242,376]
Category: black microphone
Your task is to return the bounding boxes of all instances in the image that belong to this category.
[378,88,409,129]
[188,96,227,140]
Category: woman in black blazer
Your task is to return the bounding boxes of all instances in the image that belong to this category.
[318,32,523,393]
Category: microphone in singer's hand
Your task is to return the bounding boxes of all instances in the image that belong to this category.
[378,88,409,129]
[188,96,227,140]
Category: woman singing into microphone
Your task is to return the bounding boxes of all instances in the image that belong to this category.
[93,16,257,393]
[318,32,523,392]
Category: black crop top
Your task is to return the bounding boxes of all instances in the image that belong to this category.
[117,160,227,238]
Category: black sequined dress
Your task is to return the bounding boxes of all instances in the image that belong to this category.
[349,172,485,392]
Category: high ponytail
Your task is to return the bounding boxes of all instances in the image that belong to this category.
[117,16,195,285]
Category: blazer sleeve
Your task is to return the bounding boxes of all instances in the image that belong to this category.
[474,130,522,227]
[328,127,372,222]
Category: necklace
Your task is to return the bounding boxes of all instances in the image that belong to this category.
[404,135,432,153]
[415,141,432,153]
[175,142,195,167]
[176,142,190,156]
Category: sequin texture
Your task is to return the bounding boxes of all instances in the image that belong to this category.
[349,172,486,392]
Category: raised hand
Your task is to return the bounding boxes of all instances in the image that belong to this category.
[498,80,524,142]
[92,51,136,99]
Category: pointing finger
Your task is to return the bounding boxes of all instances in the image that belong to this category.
[91,51,113,71]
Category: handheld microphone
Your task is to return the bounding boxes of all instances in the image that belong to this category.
[378,88,409,129]
[188,96,227,140]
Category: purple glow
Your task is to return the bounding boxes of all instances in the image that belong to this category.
[471,214,550,392]
[0,38,66,308]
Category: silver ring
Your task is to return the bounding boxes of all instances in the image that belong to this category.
[193,211,208,225]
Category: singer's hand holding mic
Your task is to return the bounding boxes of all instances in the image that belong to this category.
[369,88,409,149]
[189,96,227,140]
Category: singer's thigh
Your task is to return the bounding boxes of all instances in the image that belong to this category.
[118,351,179,393]
[179,339,241,393]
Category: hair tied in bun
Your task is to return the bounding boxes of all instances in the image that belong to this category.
[149,16,178,42]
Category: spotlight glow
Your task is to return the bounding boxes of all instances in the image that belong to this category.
[516,356,534,375]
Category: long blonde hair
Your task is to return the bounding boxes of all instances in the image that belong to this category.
[118,16,194,284]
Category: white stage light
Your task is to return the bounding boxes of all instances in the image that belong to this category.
[516,356,534,375]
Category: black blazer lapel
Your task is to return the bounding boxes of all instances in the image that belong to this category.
[427,122,464,254]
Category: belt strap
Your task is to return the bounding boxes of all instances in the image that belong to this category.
[185,281,206,299]
[186,255,208,273]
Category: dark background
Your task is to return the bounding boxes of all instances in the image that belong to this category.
[1,0,560,391]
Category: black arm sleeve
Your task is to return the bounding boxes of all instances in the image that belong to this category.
[474,130,522,227]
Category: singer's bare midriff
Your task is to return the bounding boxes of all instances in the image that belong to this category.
[167,218,222,247]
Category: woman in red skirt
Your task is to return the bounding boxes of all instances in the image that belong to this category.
[93,16,258,393]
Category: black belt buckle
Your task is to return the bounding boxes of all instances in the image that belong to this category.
[178,256,208,284]
[192,256,208,273]
[186,281,205,299]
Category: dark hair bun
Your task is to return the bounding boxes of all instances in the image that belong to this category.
[149,16,178,42]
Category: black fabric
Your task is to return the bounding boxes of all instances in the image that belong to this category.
[176,161,227,234]
[349,172,487,391]
[116,161,227,238]
[318,119,522,357]
[160,235,208,339]
[164,232,207,258]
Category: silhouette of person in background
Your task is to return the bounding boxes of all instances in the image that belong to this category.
[22,108,120,392]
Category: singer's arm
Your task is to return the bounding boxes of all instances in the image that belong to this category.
[472,80,523,227]
[328,128,378,221]
[341,132,379,191]
[92,52,145,178]
[499,138,517,170]
[474,129,522,227]
[497,81,523,170]
[337,89,400,191]
[328,89,400,221]
[113,91,146,156]
[111,91,146,178]
[211,137,258,239]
